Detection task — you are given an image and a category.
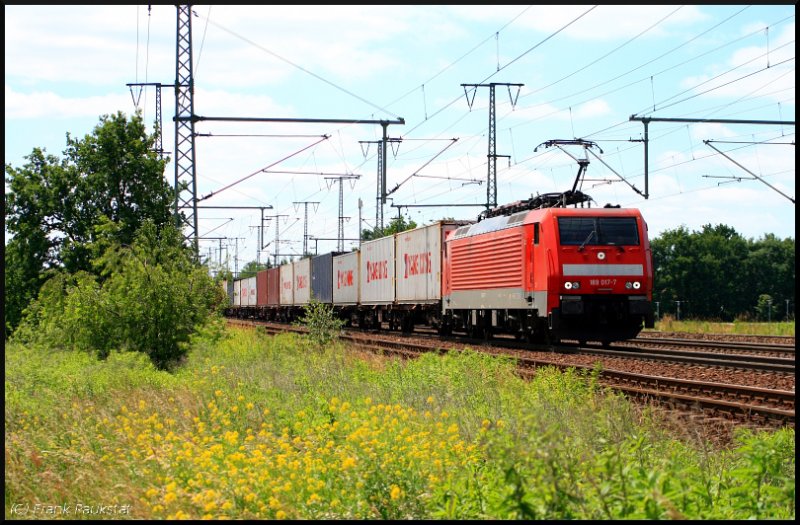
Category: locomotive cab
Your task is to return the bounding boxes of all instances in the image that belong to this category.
[549,209,655,344]
[442,203,654,346]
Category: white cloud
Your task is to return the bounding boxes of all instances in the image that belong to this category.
[4,85,129,119]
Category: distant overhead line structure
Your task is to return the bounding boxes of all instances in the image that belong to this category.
[629,115,795,202]
[170,4,404,254]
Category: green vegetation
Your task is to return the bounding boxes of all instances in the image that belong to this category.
[5,328,794,520]
[361,215,417,242]
[5,111,174,337]
[11,221,225,370]
[653,316,794,337]
[651,224,794,321]
[295,297,346,349]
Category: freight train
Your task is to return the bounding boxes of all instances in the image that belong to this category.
[223,192,655,346]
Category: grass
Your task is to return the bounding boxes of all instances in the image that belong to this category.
[652,316,795,336]
[5,325,795,519]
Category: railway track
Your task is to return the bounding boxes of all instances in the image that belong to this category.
[566,344,794,374]
[623,336,795,357]
[226,318,795,431]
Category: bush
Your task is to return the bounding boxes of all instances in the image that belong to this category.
[296,297,345,349]
[13,221,226,369]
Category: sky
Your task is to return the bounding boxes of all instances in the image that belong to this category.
[5,5,795,273]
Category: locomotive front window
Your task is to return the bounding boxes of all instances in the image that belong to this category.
[558,217,639,246]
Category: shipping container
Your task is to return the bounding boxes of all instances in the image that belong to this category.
[332,251,359,305]
[395,221,465,303]
[244,276,257,306]
[221,279,234,306]
[266,267,281,306]
[256,270,269,306]
[293,258,312,305]
[279,263,294,305]
[311,252,341,304]
[359,235,395,304]
[240,278,249,307]
[234,279,243,307]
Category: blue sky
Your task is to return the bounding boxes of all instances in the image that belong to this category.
[5,5,795,271]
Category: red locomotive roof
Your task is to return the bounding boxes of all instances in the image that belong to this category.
[449,206,644,241]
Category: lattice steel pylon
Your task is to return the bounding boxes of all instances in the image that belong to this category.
[461,83,523,210]
[174,4,199,253]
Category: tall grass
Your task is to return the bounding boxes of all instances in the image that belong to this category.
[653,315,795,336]
[5,328,795,519]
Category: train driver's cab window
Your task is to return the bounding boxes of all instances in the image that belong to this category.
[558,217,639,247]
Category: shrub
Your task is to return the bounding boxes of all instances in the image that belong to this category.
[13,221,226,369]
[296,297,345,349]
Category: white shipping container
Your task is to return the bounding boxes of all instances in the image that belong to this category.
[332,251,359,305]
[279,263,294,305]
[359,235,395,304]
[396,221,461,303]
[245,276,257,306]
[293,258,311,305]
[239,278,248,306]
[234,279,242,307]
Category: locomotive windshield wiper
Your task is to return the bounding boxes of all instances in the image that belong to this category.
[578,230,596,251]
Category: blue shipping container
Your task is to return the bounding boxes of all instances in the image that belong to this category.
[311,251,342,304]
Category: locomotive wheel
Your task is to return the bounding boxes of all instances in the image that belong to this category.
[466,323,482,339]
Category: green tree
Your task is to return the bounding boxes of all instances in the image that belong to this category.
[361,215,417,241]
[651,224,794,320]
[13,221,225,370]
[754,294,778,322]
[4,111,172,335]
[238,260,270,279]
[745,233,795,320]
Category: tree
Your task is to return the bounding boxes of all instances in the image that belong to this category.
[745,234,795,319]
[651,224,794,320]
[13,221,225,370]
[238,260,270,279]
[361,215,417,241]
[754,294,778,322]
[5,111,173,335]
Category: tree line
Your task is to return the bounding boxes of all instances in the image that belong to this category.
[651,224,794,322]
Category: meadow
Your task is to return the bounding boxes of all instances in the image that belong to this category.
[5,324,795,519]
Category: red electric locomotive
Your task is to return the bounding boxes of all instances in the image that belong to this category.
[442,192,655,345]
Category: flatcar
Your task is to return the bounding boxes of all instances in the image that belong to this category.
[224,194,654,346]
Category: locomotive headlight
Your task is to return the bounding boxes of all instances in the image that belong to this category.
[572,281,580,290]
[625,281,633,289]
[564,281,573,290]
[633,281,641,290]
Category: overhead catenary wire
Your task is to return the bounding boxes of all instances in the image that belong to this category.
[178,6,793,255]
